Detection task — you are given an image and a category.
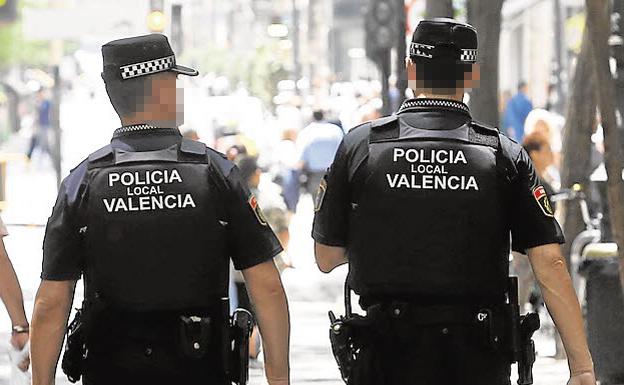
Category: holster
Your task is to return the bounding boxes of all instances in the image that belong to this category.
[61,294,106,383]
[61,308,87,383]
[507,277,540,385]
[229,309,253,385]
[328,311,369,383]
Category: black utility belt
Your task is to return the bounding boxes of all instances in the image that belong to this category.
[366,302,506,325]
[365,302,512,352]
[366,302,501,325]
[63,304,254,385]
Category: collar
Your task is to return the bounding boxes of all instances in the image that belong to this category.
[398,98,471,117]
[113,124,181,138]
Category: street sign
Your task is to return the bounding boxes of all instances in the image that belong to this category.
[22,2,147,41]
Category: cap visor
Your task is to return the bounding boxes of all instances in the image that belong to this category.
[171,64,199,77]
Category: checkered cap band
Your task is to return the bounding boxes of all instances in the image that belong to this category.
[410,43,478,63]
[460,49,478,63]
[120,55,175,80]
[409,43,434,59]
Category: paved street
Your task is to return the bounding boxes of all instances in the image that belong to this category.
[0,119,569,384]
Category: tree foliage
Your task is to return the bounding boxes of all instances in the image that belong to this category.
[0,19,50,71]
[186,40,289,108]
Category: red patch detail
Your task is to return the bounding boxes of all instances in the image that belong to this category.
[249,195,258,210]
[248,195,267,226]
[533,186,546,201]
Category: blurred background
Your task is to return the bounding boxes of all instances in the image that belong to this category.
[0,0,623,384]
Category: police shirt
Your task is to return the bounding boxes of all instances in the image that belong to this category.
[41,126,283,283]
[312,98,564,303]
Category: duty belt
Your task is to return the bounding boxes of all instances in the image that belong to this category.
[365,302,503,326]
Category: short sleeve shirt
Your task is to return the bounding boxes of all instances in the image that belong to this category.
[312,100,564,253]
[508,142,565,253]
[41,128,282,281]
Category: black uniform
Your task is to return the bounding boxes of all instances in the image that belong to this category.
[313,19,564,385]
[41,35,282,385]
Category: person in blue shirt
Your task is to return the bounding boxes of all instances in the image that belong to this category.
[503,82,533,142]
[296,110,344,198]
[26,89,52,160]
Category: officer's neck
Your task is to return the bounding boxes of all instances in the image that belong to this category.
[120,111,177,128]
[416,90,465,102]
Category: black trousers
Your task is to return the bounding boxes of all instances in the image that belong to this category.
[349,324,512,385]
[82,338,228,385]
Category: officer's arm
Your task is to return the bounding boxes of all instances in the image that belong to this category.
[242,260,290,385]
[31,280,75,385]
[314,243,347,273]
[527,244,594,377]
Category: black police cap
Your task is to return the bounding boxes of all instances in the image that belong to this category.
[409,18,478,63]
[102,34,198,82]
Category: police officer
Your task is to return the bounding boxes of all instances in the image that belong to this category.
[313,19,595,385]
[30,35,290,385]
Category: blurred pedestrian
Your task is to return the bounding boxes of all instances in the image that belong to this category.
[181,129,200,141]
[274,129,300,213]
[503,82,533,142]
[31,34,290,385]
[296,110,343,198]
[524,109,563,173]
[523,132,558,193]
[26,89,52,161]
[0,215,30,372]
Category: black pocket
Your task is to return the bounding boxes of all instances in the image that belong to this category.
[177,315,212,359]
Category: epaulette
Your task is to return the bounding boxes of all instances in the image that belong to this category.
[468,120,499,149]
[369,115,400,142]
[87,144,113,163]
[469,120,500,135]
[180,138,207,156]
[370,115,399,131]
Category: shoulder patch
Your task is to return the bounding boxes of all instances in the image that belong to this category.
[533,185,555,217]
[314,177,327,212]
[248,195,268,226]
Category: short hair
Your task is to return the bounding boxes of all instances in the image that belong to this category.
[104,76,152,117]
[522,132,549,154]
[518,81,527,91]
[236,155,259,183]
[312,110,324,121]
[413,57,473,94]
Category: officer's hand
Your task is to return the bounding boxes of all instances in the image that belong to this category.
[567,372,597,385]
[10,332,28,351]
[9,332,30,372]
